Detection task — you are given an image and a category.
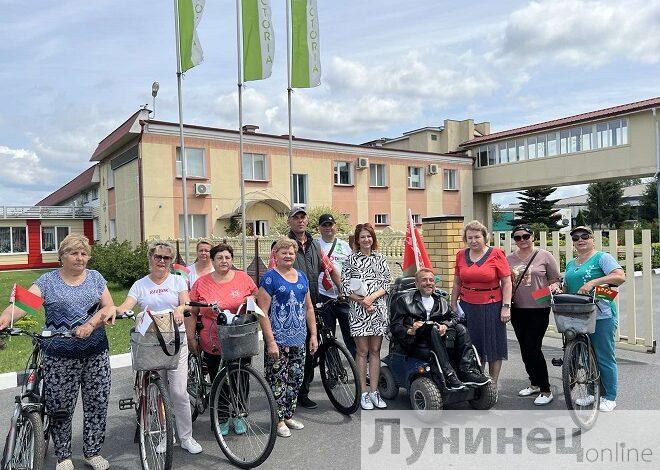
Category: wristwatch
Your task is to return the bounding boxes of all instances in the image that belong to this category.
[502,303,511,309]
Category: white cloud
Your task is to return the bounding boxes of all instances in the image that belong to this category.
[497,0,660,67]
[0,145,53,187]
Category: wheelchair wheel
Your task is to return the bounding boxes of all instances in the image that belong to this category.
[377,365,398,400]
[562,336,600,430]
[409,377,443,411]
[469,381,498,410]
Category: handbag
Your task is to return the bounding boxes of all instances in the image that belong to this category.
[511,250,539,306]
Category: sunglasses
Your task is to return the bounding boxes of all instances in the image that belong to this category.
[571,233,592,242]
[152,254,173,262]
[513,234,531,241]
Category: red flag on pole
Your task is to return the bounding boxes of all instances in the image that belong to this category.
[402,209,432,277]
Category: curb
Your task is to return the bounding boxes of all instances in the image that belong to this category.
[1,333,265,391]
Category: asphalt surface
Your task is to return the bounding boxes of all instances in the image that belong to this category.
[1,273,658,469]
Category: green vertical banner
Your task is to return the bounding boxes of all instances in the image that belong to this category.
[291,0,321,88]
[178,0,205,72]
[242,0,275,81]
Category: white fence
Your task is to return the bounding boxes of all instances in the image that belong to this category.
[494,230,655,353]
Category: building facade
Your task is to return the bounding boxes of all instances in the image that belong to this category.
[89,109,474,244]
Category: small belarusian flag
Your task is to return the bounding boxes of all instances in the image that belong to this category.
[172,264,191,278]
[10,284,43,316]
[531,286,552,304]
[595,285,618,301]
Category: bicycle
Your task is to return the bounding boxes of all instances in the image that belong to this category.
[187,318,212,422]
[1,328,75,470]
[186,301,277,469]
[550,291,601,430]
[313,297,360,415]
[117,310,183,470]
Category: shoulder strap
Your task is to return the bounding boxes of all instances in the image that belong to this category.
[327,239,338,257]
[512,250,540,299]
[146,310,181,357]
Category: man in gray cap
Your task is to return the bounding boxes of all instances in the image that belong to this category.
[287,207,341,409]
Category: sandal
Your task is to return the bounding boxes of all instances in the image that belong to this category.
[56,459,74,470]
[85,455,110,470]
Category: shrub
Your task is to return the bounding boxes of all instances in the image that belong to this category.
[88,240,150,288]
[271,206,352,236]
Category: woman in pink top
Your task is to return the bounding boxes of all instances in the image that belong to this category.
[506,224,560,406]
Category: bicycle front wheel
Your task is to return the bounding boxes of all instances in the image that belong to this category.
[562,336,601,430]
[187,353,204,422]
[138,375,174,470]
[10,410,45,470]
[210,363,277,469]
[320,340,360,415]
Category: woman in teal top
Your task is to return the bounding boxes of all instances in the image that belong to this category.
[563,226,625,412]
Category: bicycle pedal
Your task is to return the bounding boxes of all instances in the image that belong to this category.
[118,398,135,410]
[551,358,563,367]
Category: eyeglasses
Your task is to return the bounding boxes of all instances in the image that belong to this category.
[320,223,334,227]
[152,254,173,262]
[571,234,592,242]
[513,234,531,242]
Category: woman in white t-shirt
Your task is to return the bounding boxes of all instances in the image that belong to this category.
[116,242,202,455]
[187,238,214,287]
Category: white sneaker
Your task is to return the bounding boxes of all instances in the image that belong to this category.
[534,393,553,406]
[155,434,175,454]
[575,394,595,407]
[84,455,110,470]
[277,424,291,438]
[518,386,540,397]
[284,418,304,430]
[599,398,617,412]
[369,391,387,409]
[360,392,374,410]
[181,436,202,454]
[56,459,74,470]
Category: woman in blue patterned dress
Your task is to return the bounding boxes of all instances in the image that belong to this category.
[341,223,391,410]
[256,238,318,438]
[0,234,116,470]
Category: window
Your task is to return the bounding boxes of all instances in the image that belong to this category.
[536,134,546,158]
[242,153,267,181]
[476,147,488,167]
[407,166,424,188]
[176,147,205,177]
[107,164,114,188]
[411,214,422,224]
[498,142,507,164]
[507,140,517,162]
[560,130,569,154]
[487,144,497,165]
[444,169,458,190]
[91,188,99,200]
[374,214,389,225]
[546,133,558,156]
[369,163,387,187]
[581,126,593,151]
[430,134,438,141]
[516,139,526,161]
[179,214,207,238]
[333,161,353,185]
[596,122,611,148]
[292,174,307,205]
[81,192,89,204]
[248,220,269,236]
[0,226,27,254]
[109,220,116,239]
[41,226,69,252]
[527,136,536,159]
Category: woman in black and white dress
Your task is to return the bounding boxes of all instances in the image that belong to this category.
[341,223,391,410]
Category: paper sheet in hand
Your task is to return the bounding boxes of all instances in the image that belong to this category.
[349,278,367,297]
[247,297,266,317]
[136,309,153,336]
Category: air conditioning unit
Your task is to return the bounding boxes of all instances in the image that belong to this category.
[194,183,211,196]
[427,163,439,175]
[356,157,369,169]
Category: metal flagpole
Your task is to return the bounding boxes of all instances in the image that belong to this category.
[286,0,294,206]
[174,0,190,263]
[236,0,247,270]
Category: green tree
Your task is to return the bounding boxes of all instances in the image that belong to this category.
[510,186,561,229]
[492,202,504,224]
[575,209,587,227]
[638,177,658,222]
[585,181,629,228]
[271,206,352,236]
[620,178,642,187]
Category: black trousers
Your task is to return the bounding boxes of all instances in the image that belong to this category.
[299,329,315,398]
[318,294,356,358]
[511,307,551,393]
[409,324,475,376]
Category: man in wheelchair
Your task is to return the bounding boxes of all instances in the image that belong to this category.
[390,268,490,390]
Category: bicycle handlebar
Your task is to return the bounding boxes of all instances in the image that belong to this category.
[0,328,76,339]
[115,309,191,320]
[315,296,349,310]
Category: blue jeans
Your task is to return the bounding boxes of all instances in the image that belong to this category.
[589,316,618,401]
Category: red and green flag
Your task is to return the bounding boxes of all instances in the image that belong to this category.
[172,264,190,278]
[10,284,43,316]
[595,285,618,301]
[531,286,552,304]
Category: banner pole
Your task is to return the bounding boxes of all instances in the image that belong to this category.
[236,0,247,269]
[286,0,294,207]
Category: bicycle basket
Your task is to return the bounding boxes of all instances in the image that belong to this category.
[552,303,597,334]
[130,329,180,371]
[217,321,259,360]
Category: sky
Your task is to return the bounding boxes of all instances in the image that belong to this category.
[1,0,659,206]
